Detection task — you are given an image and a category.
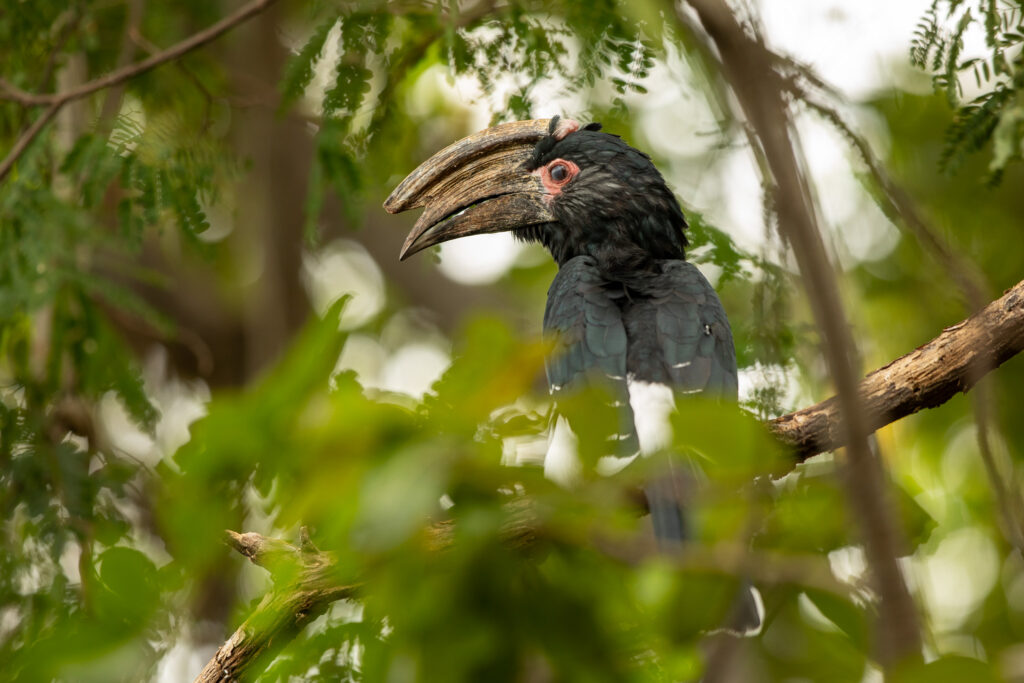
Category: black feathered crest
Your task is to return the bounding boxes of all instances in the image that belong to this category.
[529,115,606,169]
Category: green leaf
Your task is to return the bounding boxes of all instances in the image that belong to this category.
[96,547,160,628]
[803,589,869,650]
[893,656,998,683]
[281,17,336,109]
[669,398,787,482]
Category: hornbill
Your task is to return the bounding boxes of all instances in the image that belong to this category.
[385,117,761,632]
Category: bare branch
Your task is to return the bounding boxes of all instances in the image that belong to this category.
[0,102,62,182]
[770,277,1024,459]
[0,0,280,183]
[194,531,359,683]
[792,90,989,309]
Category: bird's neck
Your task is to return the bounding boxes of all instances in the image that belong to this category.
[587,241,665,282]
[517,217,685,279]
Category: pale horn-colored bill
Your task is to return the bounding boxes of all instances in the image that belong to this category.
[384,119,555,260]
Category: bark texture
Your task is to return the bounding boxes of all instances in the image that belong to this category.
[769,278,1024,460]
[193,531,358,683]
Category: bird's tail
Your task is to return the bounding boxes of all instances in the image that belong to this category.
[644,475,689,550]
[644,473,763,636]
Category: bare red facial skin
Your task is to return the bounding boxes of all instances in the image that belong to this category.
[532,158,580,202]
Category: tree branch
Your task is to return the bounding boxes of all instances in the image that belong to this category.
[784,83,1024,550]
[769,277,1024,459]
[0,0,280,183]
[0,0,278,108]
[193,531,360,683]
[0,102,62,182]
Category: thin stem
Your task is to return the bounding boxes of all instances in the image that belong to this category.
[680,0,923,667]
[0,102,62,181]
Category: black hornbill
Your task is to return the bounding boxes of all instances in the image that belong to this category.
[386,117,760,631]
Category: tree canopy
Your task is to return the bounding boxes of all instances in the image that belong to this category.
[2,1,1024,681]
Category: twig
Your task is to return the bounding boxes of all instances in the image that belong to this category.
[680,0,923,667]
[0,103,62,181]
[0,0,280,183]
[194,531,359,683]
[966,379,1024,547]
[793,91,988,309]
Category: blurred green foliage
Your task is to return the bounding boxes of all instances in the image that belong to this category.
[911,0,1024,179]
[1,1,1023,682]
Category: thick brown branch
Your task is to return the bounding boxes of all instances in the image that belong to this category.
[770,277,1024,459]
[0,0,279,183]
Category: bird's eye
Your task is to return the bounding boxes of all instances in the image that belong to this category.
[549,163,570,182]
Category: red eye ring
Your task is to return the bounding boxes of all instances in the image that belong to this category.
[544,159,578,186]
[533,158,579,197]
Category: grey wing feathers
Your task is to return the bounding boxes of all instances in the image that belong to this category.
[543,256,629,391]
[652,261,738,399]
[542,257,737,463]
[543,256,637,454]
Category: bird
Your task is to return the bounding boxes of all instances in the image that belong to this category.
[385,116,761,633]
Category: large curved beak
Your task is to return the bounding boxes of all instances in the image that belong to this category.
[384,119,555,260]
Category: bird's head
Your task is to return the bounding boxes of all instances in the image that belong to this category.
[385,117,688,268]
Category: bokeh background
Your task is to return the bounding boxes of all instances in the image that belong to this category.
[2,0,1023,681]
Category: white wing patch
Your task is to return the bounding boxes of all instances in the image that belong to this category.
[708,585,766,637]
[545,378,678,485]
[746,585,766,636]
[544,413,641,482]
[627,377,676,454]
[597,452,640,475]
[544,415,581,487]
